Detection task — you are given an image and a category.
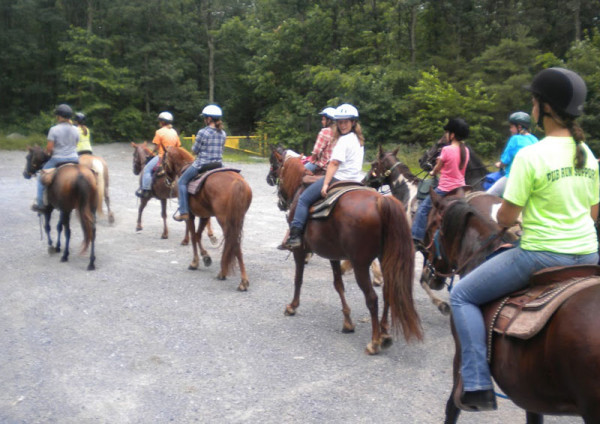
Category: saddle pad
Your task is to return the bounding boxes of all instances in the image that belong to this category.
[40,162,79,186]
[489,275,600,340]
[309,185,376,219]
[187,167,241,195]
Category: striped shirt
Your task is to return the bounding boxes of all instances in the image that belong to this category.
[192,126,226,168]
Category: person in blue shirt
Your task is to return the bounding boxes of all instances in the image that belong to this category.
[486,112,538,196]
[174,105,226,222]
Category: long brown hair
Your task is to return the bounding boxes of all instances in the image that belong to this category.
[332,121,365,146]
[207,117,224,132]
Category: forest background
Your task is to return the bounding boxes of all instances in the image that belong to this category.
[1,0,600,160]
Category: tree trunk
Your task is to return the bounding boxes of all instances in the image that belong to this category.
[409,3,417,64]
[572,0,581,41]
[87,0,93,33]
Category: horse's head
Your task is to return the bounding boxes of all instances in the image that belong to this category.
[23,146,49,179]
[131,142,151,176]
[418,133,449,172]
[266,145,285,186]
[163,146,194,184]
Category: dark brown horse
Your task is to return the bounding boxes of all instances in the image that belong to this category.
[163,146,253,291]
[266,147,422,354]
[23,146,97,270]
[426,190,600,424]
[78,153,114,224]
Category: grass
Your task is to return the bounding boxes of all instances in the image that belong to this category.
[0,133,46,150]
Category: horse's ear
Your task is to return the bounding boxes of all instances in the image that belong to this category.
[392,146,400,157]
[130,142,136,148]
[274,150,283,161]
[377,145,384,158]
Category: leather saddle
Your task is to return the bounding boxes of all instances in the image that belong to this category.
[40,161,79,186]
[187,167,241,195]
[308,181,376,219]
[483,265,600,347]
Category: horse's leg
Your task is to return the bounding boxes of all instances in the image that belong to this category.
[444,320,462,424]
[525,411,543,424]
[353,263,381,355]
[188,217,201,270]
[330,260,355,333]
[136,198,149,232]
[285,248,306,315]
[104,182,114,224]
[60,210,71,263]
[378,258,392,348]
[43,212,55,253]
[235,240,249,292]
[420,267,451,315]
[371,259,383,286]
[160,198,168,239]
[55,215,63,254]
[206,218,218,245]
[197,217,212,268]
[87,220,96,271]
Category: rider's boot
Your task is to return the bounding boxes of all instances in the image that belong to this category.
[284,226,303,250]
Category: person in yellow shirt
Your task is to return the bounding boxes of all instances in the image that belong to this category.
[137,111,181,198]
[74,112,93,155]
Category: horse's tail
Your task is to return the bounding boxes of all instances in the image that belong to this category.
[378,196,423,342]
[75,169,97,254]
[221,176,252,275]
[91,157,105,217]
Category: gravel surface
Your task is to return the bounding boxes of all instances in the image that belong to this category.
[0,143,582,423]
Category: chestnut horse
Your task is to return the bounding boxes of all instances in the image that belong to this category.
[163,146,253,291]
[426,190,600,424]
[23,146,97,270]
[78,153,114,224]
[266,148,422,354]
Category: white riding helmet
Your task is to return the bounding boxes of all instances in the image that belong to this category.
[201,104,223,118]
[319,107,336,120]
[334,103,359,120]
[158,111,173,123]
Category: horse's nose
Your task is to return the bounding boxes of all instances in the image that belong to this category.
[23,170,31,179]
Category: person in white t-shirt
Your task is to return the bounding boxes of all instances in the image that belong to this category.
[284,103,365,249]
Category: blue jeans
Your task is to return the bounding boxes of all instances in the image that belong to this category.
[177,165,200,215]
[37,156,78,207]
[304,162,319,173]
[450,246,598,391]
[411,187,447,241]
[291,177,335,230]
[142,156,159,190]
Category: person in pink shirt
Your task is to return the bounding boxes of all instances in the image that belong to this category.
[412,118,470,250]
[304,107,336,174]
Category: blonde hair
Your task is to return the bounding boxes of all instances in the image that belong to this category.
[332,121,364,146]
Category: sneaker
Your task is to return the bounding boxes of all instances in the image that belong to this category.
[458,389,497,412]
[31,203,49,213]
[135,188,152,199]
[173,213,189,222]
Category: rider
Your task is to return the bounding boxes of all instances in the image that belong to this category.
[450,67,598,412]
[486,111,538,196]
[284,103,364,249]
[411,118,470,250]
[173,105,226,222]
[304,107,337,174]
[137,111,181,199]
[74,112,93,156]
[32,103,80,213]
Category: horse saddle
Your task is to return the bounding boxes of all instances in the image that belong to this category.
[309,182,376,219]
[484,265,600,342]
[39,161,79,186]
[187,167,241,195]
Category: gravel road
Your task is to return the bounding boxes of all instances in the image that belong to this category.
[0,143,582,423]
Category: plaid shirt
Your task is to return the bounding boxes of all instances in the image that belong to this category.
[192,126,226,168]
[311,127,334,169]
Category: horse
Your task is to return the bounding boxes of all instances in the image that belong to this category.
[418,134,490,190]
[162,146,253,291]
[266,147,422,354]
[425,190,600,424]
[78,153,114,224]
[131,142,218,245]
[23,146,97,270]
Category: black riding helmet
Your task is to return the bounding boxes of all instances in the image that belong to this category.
[443,118,469,141]
[54,104,73,119]
[525,67,587,118]
[74,112,86,124]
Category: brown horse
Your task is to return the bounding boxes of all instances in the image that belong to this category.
[426,190,600,424]
[163,146,253,291]
[266,147,422,354]
[78,153,114,224]
[23,146,97,270]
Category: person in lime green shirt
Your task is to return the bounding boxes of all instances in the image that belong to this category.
[74,112,93,155]
[449,67,599,412]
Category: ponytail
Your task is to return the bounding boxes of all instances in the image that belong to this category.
[565,118,587,169]
[459,142,467,170]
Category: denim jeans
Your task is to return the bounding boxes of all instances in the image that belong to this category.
[291,177,334,230]
[37,156,78,207]
[486,176,507,197]
[177,165,200,215]
[411,187,447,242]
[450,246,599,391]
[142,156,160,190]
[304,162,319,173]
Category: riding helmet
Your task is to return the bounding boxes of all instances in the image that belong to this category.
[158,111,174,123]
[74,112,86,124]
[54,104,73,119]
[319,107,336,120]
[334,103,359,120]
[508,111,531,129]
[526,67,587,117]
[201,105,223,119]
[443,118,469,140]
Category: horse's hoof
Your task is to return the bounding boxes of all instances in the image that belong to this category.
[48,246,55,254]
[87,264,96,271]
[209,235,218,245]
[60,256,68,263]
[365,342,381,355]
[161,234,168,240]
[342,323,355,333]
[217,272,226,281]
[188,264,198,270]
[237,280,249,292]
[181,240,189,246]
[108,214,115,225]
[203,256,212,267]
[284,305,296,316]
[381,335,393,349]
[136,226,142,232]
[373,279,383,287]
[438,302,451,316]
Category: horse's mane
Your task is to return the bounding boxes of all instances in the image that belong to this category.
[280,157,305,199]
[393,159,420,184]
[441,200,474,245]
[169,146,194,163]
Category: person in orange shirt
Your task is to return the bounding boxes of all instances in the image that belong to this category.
[137,111,181,198]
